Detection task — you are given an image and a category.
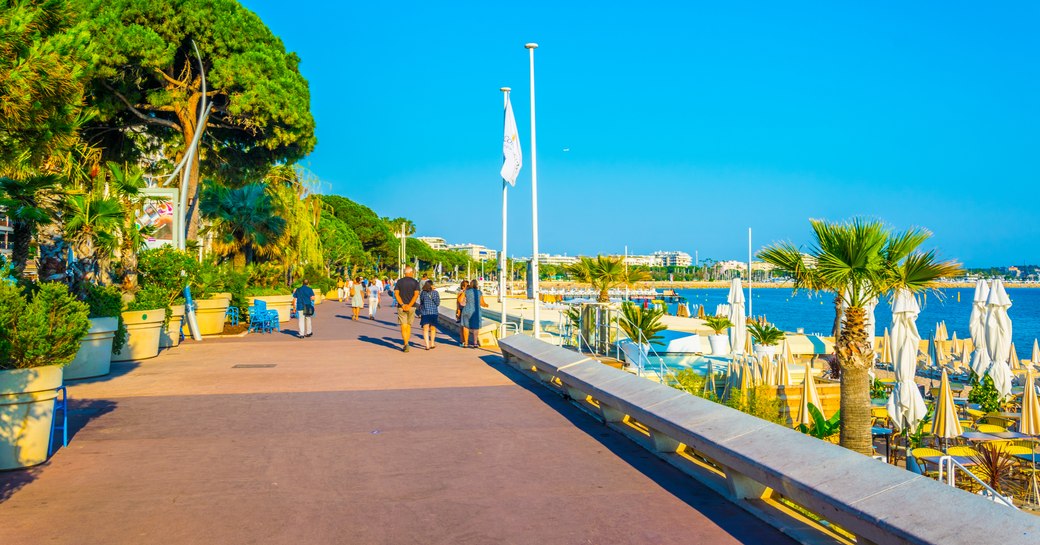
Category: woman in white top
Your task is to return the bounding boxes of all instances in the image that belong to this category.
[367,281,380,319]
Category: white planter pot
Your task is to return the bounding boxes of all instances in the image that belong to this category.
[709,334,731,356]
[754,345,778,360]
[112,309,165,361]
[65,316,118,380]
[0,365,63,469]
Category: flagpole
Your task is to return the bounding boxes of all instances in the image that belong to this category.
[747,227,753,319]
[526,42,541,339]
[500,87,511,337]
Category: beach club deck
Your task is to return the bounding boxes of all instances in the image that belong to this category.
[0,299,791,544]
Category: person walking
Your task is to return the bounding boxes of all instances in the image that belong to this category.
[345,276,354,306]
[455,280,468,324]
[419,280,441,350]
[460,279,488,348]
[367,279,380,320]
[336,277,346,302]
[385,278,396,308]
[293,279,316,338]
[394,267,421,352]
[350,276,364,320]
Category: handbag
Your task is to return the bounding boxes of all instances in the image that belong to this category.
[304,303,315,317]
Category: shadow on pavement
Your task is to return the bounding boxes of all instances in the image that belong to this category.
[357,335,402,351]
[64,361,139,386]
[476,353,796,545]
[0,397,117,505]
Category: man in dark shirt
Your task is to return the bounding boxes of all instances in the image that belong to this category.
[394,266,421,351]
[293,279,316,338]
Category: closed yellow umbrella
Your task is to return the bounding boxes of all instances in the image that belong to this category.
[930,369,962,448]
[797,362,823,428]
[743,331,754,356]
[1021,370,1040,437]
[1010,342,1021,370]
[881,329,893,365]
[777,339,793,386]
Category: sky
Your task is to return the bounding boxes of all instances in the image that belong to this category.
[242,1,1039,267]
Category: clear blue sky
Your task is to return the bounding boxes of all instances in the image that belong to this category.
[243,1,1038,267]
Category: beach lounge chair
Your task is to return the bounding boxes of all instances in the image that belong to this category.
[975,423,1007,433]
[910,447,944,478]
[946,446,978,457]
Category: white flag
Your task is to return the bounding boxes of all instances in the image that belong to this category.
[500,95,522,185]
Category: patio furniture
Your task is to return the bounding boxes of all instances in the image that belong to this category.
[248,300,280,333]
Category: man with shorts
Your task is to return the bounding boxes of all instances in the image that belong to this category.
[394,267,421,352]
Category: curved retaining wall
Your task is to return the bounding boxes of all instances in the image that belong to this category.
[499,334,1040,545]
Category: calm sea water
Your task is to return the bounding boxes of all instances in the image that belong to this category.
[669,287,1040,351]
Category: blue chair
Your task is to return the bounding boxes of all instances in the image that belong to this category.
[49,385,68,455]
[226,305,240,326]
[249,300,270,333]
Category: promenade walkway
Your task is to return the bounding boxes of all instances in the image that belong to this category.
[0,297,793,544]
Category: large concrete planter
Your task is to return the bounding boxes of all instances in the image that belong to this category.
[65,317,118,380]
[247,295,293,323]
[160,305,185,348]
[0,365,63,470]
[112,309,165,361]
[192,298,230,336]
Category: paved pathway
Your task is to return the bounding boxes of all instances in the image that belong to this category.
[0,296,793,544]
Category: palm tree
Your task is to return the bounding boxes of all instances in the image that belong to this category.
[565,255,650,303]
[0,175,62,276]
[200,182,286,270]
[64,192,123,289]
[759,219,961,455]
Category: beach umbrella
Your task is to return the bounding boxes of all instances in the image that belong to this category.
[1010,343,1021,370]
[704,360,718,398]
[927,337,940,369]
[1021,370,1040,437]
[738,357,753,400]
[969,279,990,364]
[886,289,929,433]
[985,278,1014,400]
[777,339,793,386]
[696,305,706,319]
[930,368,963,448]
[727,279,746,354]
[797,362,823,428]
[880,328,893,365]
[1033,339,1040,364]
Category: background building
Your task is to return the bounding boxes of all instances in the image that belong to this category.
[653,251,693,267]
[0,209,11,260]
[447,243,496,261]
[416,236,446,250]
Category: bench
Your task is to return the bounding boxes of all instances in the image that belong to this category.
[498,335,1040,545]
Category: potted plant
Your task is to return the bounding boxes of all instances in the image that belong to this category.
[616,302,665,370]
[188,262,237,335]
[137,247,200,346]
[0,282,90,469]
[65,285,127,380]
[748,321,784,359]
[703,315,734,355]
[112,286,167,361]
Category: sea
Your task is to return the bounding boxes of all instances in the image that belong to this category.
[667,287,1040,351]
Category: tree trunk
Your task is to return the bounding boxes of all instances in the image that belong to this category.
[831,294,843,337]
[233,250,246,271]
[836,305,874,455]
[10,221,31,277]
[598,287,610,303]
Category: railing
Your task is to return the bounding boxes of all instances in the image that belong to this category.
[498,335,1040,545]
[937,455,1017,509]
[612,310,668,383]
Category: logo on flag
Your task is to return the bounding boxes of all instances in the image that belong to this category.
[500,96,522,185]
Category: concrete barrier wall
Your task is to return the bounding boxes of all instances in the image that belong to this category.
[499,334,1040,545]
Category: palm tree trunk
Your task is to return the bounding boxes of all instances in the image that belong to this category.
[836,305,874,455]
[10,220,32,276]
[831,294,842,337]
[233,250,246,271]
[598,287,609,303]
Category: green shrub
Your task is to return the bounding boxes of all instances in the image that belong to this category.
[725,386,784,424]
[126,285,171,325]
[0,282,90,370]
[968,373,1002,413]
[84,284,128,354]
[703,315,733,335]
[747,321,784,346]
[138,247,200,306]
[244,286,292,297]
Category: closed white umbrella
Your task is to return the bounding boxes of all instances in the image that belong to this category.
[886,289,929,433]
[968,279,990,373]
[985,278,1014,400]
[1033,339,1040,364]
[727,279,746,354]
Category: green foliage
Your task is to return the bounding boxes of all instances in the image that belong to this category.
[703,315,733,335]
[968,373,1003,413]
[669,368,719,401]
[318,211,365,271]
[126,285,167,313]
[244,286,292,297]
[83,284,127,353]
[137,247,199,306]
[0,175,63,275]
[904,408,933,449]
[747,321,784,346]
[321,195,393,254]
[196,262,250,309]
[870,377,887,399]
[201,182,287,269]
[0,0,91,166]
[565,255,650,303]
[617,301,666,346]
[75,0,316,179]
[247,262,285,289]
[796,404,841,439]
[0,282,90,369]
[726,386,784,425]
